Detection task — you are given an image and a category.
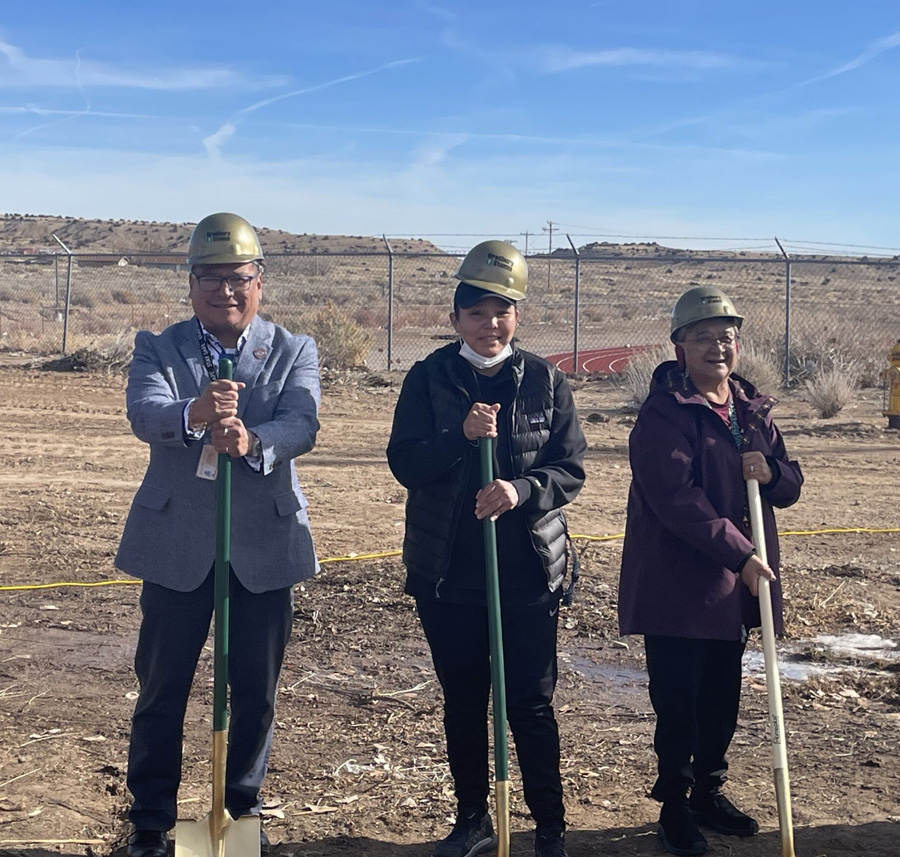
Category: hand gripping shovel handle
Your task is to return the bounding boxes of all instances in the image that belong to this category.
[479,438,509,857]
[212,356,234,845]
[747,479,796,857]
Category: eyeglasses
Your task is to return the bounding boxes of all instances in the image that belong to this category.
[683,332,740,349]
[193,274,258,293]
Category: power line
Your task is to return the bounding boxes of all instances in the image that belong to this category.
[542,221,556,289]
[780,238,900,253]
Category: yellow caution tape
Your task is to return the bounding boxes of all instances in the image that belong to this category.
[1,527,896,592]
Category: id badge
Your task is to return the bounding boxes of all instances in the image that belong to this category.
[196,443,219,480]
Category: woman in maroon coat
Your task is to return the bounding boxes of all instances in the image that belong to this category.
[618,286,803,857]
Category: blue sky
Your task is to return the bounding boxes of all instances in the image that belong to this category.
[1,1,899,253]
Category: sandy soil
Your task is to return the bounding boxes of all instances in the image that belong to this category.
[0,358,898,857]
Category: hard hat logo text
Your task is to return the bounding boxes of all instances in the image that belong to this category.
[486,253,514,272]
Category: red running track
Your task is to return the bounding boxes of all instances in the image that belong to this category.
[546,344,659,374]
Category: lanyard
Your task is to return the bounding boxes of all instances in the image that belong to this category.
[704,395,744,450]
[196,319,241,381]
[727,398,744,450]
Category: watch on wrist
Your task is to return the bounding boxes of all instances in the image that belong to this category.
[188,400,208,432]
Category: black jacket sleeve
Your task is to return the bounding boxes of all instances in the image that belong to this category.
[386,362,473,489]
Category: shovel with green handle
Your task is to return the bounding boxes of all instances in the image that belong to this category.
[747,478,796,857]
[175,356,260,857]
[479,437,510,857]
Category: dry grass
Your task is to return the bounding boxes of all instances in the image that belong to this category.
[736,340,782,394]
[805,363,860,418]
[619,344,671,408]
[3,247,900,379]
[302,301,374,370]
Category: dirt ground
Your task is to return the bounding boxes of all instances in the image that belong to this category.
[0,356,898,857]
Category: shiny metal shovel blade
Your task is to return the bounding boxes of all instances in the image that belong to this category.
[174,811,260,857]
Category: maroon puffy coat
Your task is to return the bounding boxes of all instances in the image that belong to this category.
[618,362,803,641]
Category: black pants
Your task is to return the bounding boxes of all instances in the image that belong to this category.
[416,596,565,828]
[644,635,746,802]
[127,569,293,830]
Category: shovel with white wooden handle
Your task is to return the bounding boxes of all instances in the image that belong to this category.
[747,478,796,857]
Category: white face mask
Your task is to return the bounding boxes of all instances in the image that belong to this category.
[459,340,513,370]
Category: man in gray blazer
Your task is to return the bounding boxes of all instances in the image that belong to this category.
[116,212,320,857]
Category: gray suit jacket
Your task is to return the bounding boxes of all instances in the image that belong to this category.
[115,317,321,593]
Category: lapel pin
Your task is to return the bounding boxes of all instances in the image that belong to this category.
[253,348,267,360]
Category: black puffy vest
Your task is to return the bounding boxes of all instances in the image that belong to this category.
[402,344,572,591]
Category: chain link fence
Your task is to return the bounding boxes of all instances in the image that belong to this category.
[1,250,898,386]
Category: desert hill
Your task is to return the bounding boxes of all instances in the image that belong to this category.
[0,213,445,256]
[1,214,893,264]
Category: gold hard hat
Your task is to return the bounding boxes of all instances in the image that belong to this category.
[670,286,743,342]
[187,212,264,266]
[454,240,527,301]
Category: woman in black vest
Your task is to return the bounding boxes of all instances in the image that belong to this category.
[387,241,586,857]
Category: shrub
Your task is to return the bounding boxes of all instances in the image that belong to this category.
[111,289,140,305]
[747,321,883,388]
[737,340,781,394]
[804,363,859,418]
[303,302,373,369]
[40,330,134,374]
[70,292,95,308]
[619,344,671,408]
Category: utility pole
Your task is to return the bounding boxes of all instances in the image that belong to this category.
[542,220,555,290]
[519,230,530,256]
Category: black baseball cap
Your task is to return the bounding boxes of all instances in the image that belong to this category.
[454,281,517,309]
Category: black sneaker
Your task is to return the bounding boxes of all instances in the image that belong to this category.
[534,825,568,857]
[658,800,707,856]
[689,791,759,836]
[432,810,497,857]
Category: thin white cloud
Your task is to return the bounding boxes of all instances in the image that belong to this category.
[10,46,90,142]
[203,123,237,160]
[277,120,773,161]
[0,106,155,119]
[0,36,286,91]
[411,0,456,22]
[410,133,469,167]
[541,45,769,74]
[803,29,900,84]
[234,58,421,116]
[200,58,421,159]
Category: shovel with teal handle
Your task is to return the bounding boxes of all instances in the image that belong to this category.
[175,356,260,857]
[479,437,510,857]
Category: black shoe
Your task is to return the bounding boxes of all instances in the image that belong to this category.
[432,809,497,857]
[260,826,270,853]
[689,791,759,836]
[658,800,707,856]
[126,828,168,857]
[535,825,568,857]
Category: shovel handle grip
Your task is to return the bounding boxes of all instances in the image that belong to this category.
[213,356,233,733]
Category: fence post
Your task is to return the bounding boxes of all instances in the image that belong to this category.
[382,234,394,370]
[567,234,580,374]
[52,234,73,354]
[774,237,791,386]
